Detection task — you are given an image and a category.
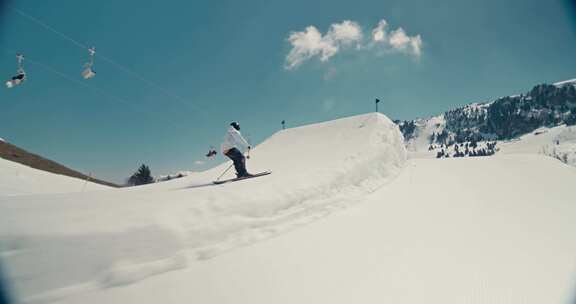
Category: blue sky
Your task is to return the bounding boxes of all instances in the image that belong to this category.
[1,0,575,183]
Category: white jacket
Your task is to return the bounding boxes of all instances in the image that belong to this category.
[221,126,250,153]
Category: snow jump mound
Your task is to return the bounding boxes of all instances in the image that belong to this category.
[170,112,407,257]
[228,112,407,211]
[0,113,406,303]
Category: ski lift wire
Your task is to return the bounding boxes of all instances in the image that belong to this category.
[25,56,134,108]
[14,9,88,50]
[13,8,201,112]
[96,54,200,110]
[22,55,184,130]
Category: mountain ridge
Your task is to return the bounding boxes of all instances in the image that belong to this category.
[396,78,576,151]
[0,140,120,188]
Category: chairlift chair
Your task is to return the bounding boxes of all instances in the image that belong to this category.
[81,64,96,79]
[81,47,96,79]
[205,146,218,158]
[6,54,26,89]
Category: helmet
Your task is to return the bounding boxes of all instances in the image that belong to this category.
[230,122,240,131]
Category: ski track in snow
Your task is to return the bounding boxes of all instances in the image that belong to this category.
[50,154,576,304]
[2,114,575,304]
[0,113,407,303]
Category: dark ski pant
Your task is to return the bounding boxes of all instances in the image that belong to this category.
[224,148,249,177]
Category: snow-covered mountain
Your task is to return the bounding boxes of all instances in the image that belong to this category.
[499,124,576,166]
[397,79,576,153]
[554,78,576,87]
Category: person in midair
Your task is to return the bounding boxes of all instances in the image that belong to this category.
[221,122,252,178]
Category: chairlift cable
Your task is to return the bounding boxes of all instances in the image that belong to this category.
[13,8,201,112]
[14,9,88,50]
[21,55,184,130]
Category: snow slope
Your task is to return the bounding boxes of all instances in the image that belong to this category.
[0,113,407,303]
[0,157,110,196]
[554,78,576,87]
[52,154,576,304]
[2,113,575,304]
[499,125,576,166]
[402,77,575,156]
[404,114,446,153]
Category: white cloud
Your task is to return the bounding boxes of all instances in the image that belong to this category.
[194,160,205,165]
[285,26,335,69]
[371,20,388,42]
[285,20,362,70]
[410,35,423,57]
[388,28,411,48]
[285,18,423,69]
[326,20,363,46]
[388,27,422,57]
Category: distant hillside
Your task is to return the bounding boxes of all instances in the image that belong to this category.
[396,79,576,151]
[0,141,119,188]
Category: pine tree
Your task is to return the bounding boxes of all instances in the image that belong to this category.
[128,164,154,186]
[429,132,436,144]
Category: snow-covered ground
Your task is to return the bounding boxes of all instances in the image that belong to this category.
[499,125,576,167]
[0,113,407,303]
[404,114,446,153]
[405,118,576,165]
[1,113,575,304]
[554,78,576,87]
[51,154,576,304]
[0,157,110,196]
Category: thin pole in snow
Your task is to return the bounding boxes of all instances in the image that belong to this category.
[375,98,381,113]
[81,172,92,192]
[281,120,285,130]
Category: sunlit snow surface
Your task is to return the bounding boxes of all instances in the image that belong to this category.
[499,124,576,167]
[0,158,110,196]
[2,114,576,304]
[53,155,576,304]
[0,113,407,303]
[553,78,576,87]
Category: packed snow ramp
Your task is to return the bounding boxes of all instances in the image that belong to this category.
[0,113,406,303]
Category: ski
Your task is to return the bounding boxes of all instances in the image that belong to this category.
[213,171,271,185]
